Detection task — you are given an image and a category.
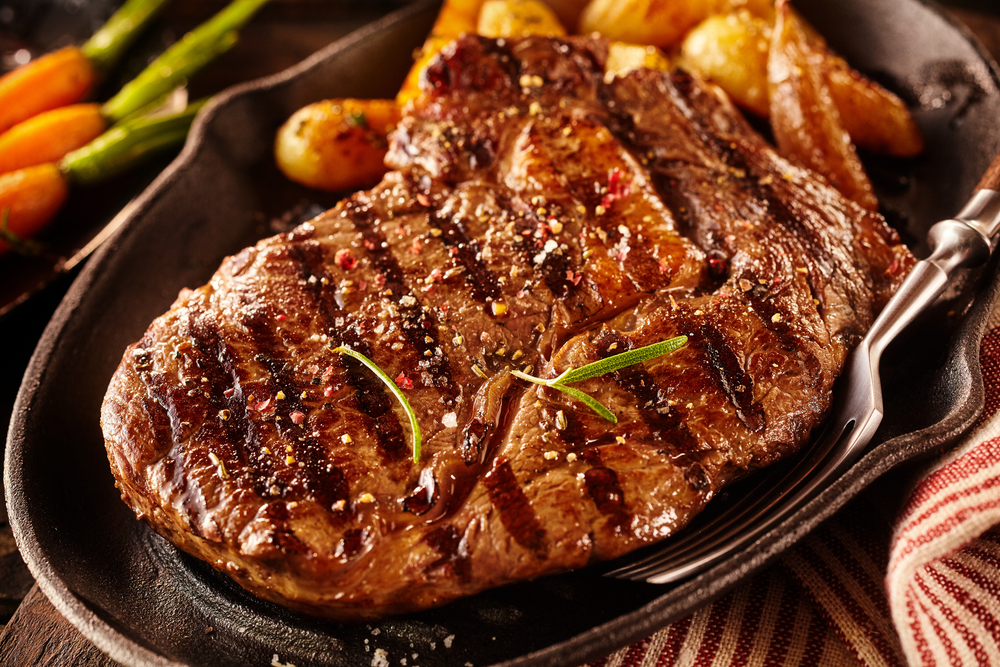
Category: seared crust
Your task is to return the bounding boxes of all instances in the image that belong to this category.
[101,35,913,620]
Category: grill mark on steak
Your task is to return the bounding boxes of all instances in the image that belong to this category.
[240,300,357,504]
[697,322,766,433]
[346,200,458,402]
[429,207,501,302]
[425,525,471,580]
[511,200,578,298]
[335,528,367,560]
[583,467,630,535]
[483,457,547,555]
[590,329,702,458]
[284,239,410,467]
[333,334,409,465]
[261,502,310,555]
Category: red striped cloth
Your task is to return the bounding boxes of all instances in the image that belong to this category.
[597,314,1000,666]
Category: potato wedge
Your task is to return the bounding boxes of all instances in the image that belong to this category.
[768,1,877,210]
[579,0,724,49]
[681,9,921,157]
[478,0,567,38]
[275,99,401,192]
[823,54,924,157]
[680,12,771,117]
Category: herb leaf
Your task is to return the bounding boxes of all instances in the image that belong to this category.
[559,336,688,385]
[511,335,688,422]
[334,346,422,463]
[552,384,618,422]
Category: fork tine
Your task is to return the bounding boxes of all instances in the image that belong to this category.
[605,463,804,581]
[605,410,860,583]
[605,187,1000,586]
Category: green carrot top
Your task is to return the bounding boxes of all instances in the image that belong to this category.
[81,0,174,73]
[100,0,270,123]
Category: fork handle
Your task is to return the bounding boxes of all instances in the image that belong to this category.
[865,197,1000,359]
[975,151,1000,192]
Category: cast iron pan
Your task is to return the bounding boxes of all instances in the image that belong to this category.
[6,1,1000,665]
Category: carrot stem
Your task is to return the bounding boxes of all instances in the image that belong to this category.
[61,99,207,185]
[82,0,175,73]
[101,0,270,123]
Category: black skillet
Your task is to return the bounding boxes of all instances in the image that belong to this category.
[6,0,1000,665]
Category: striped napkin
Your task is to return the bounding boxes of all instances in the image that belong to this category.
[592,311,1000,666]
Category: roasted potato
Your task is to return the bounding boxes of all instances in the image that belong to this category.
[768,1,877,210]
[680,12,771,117]
[605,42,671,82]
[478,0,567,38]
[579,0,724,48]
[725,0,774,20]
[275,98,401,192]
[682,9,922,157]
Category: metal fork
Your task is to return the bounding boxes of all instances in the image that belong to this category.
[607,163,1000,585]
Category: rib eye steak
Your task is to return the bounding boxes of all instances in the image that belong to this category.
[101,34,914,620]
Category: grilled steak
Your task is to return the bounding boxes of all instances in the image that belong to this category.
[101,34,914,620]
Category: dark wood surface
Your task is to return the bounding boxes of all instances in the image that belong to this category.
[0,4,998,666]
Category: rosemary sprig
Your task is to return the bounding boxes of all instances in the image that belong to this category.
[510,336,688,423]
[333,336,687,462]
[334,346,423,464]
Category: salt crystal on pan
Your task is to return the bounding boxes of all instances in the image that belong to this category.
[372,649,389,667]
[442,412,458,428]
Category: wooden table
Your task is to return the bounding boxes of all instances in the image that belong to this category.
[0,3,998,665]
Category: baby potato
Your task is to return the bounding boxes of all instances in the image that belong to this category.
[680,12,771,117]
[579,0,724,48]
[478,0,567,38]
[275,99,401,192]
[605,42,671,82]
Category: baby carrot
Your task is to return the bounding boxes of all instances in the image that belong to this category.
[0,0,173,134]
[0,100,205,256]
[0,164,69,255]
[0,0,268,175]
[0,104,106,175]
[0,47,95,135]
